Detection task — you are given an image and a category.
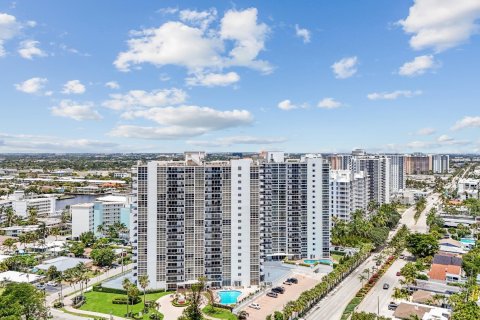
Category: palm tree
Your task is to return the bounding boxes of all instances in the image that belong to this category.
[138,274,150,312]
[238,310,249,320]
[50,227,60,240]
[4,207,16,227]
[27,207,38,224]
[96,223,105,236]
[122,278,132,316]
[358,274,367,286]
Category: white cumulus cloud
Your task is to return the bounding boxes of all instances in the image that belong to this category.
[317,97,342,109]
[295,24,311,43]
[105,81,120,89]
[114,8,272,81]
[62,80,86,94]
[399,55,437,77]
[110,105,253,140]
[416,127,436,136]
[179,8,217,30]
[18,40,46,59]
[186,71,240,87]
[331,56,358,79]
[398,0,480,52]
[51,100,102,121]
[277,99,306,111]
[103,88,187,110]
[0,12,20,57]
[14,77,47,94]
[452,116,480,130]
[367,90,422,100]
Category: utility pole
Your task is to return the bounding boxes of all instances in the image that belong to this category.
[377,295,380,315]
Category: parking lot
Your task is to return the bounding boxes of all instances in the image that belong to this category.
[240,272,326,319]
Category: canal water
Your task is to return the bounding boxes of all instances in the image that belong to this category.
[55,194,100,211]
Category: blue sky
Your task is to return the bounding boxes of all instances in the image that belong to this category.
[1,0,480,153]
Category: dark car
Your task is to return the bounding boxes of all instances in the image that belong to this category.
[388,302,398,310]
[383,283,390,290]
[287,277,298,284]
[272,286,285,294]
[266,291,278,298]
[396,271,401,276]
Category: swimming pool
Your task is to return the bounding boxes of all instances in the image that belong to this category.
[460,238,475,244]
[218,290,242,305]
[304,259,332,265]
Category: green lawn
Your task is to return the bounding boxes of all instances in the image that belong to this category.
[79,290,171,319]
[202,305,237,320]
[331,254,344,263]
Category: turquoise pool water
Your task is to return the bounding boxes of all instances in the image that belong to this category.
[304,259,332,265]
[218,290,241,304]
[461,238,475,244]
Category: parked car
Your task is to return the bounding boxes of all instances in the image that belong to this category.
[267,292,278,298]
[399,254,405,259]
[383,283,390,290]
[36,284,46,290]
[287,277,298,284]
[46,281,58,287]
[396,271,401,276]
[283,280,293,285]
[388,302,398,310]
[272,286,285,294]
[249,303,261,310]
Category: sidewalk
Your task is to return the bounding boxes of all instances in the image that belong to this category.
[47,264,133,306]
[47,264,133,320]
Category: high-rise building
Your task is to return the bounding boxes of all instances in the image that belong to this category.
[132,152,331,290]
[261,154,330,261]
[387,154,406,193]
[326,154,353,170]
[330,170,368,222]
[405,154,431,174]
[352,155,391,204]
[431,155,449,174]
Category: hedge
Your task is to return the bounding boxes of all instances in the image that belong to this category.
[112,297,141,305]
[93,284,166,294]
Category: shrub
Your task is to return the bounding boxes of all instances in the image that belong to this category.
[112,297,141,305]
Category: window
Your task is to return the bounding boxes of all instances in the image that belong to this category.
[238,187,242,190]
[238,193,242,197]
[238,166,242,170]
[238,174,242,177]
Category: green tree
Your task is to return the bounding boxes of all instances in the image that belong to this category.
[122,278,132,316]
[27,207,38,225]
[79,231,96,247]
[2,238,16,253]
[138,274,150,312]
[178,277,206,320]
[90,247,115,267]
[46,265,61,281]
[274,311,284,320]
[462,247,480,277]
[0,282,48,319]
[70,241,85,257]
[406,233,439,258]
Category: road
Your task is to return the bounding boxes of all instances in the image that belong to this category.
[355,194,440,317]
[305,194,440,320]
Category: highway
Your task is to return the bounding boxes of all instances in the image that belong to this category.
[305,194,440,320]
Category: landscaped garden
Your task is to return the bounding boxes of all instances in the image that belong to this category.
[79,290,171,319]
[202,305,238,320]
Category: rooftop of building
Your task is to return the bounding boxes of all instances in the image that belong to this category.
[35,256,92,272]
[0,270,44,283]
[428,264,462,281]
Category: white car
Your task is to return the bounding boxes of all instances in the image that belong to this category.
[249,303,261,310]
[47,281,58,287]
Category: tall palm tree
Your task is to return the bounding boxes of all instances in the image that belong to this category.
[358,274,367,286]
[27,207,38,224]
[4,207,16,227]
[138,274,150,312]
[122,278,132,316]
